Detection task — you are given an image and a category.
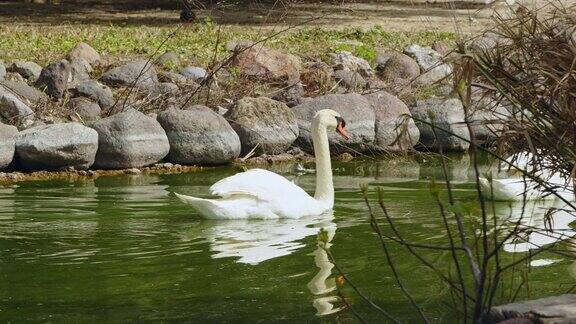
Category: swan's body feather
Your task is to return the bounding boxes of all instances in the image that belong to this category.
[175,109,344,219]
[212,169,311,203]
[480,177,573,201]
[175,169,327,219]
[480,152,574,201]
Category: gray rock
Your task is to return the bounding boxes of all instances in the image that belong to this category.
[469,88,508,142]
[149,82,179,99]
[179,66,207,81]
[225,97,298,156]
[15,122,98,170]
[468,31,513,53]
[100,59,158,88]
[156,51,180,68]
[333,69,367,91]
[26,119,46,130]
[270,82,304,107]
[410,97,470,151]
[36,59,71,98]
[0,90,35,129]
[493,294,576,322]
[376,51,420,86]
[8,60,42,81]
[157,106,241,165]
[68,58,92,86]
[69,97,101,122]
[404,44,452,85]
[158,70,187,85]
[90,109,169,169]
[0,79,47,105]
[67,42,101,66]
[228,41,302,83]
[293,93,376,154]
[330,51,373,77]
[3,72,25,83]
[0,61,6,80]
[0,123,18,169]
[365,91,419,152]
[70,80,114,109]
[432,41,451,56]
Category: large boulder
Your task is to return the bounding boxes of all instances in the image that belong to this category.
[330,51,373,78]
[0,79,47,105]
[149,82,179,100]
[69,97,101,122]
[469,89,508,142]
[409,97,470,151]
[155,51,180,68]
[67,42,101,67]
[158,71,187,85]
[269,82,304,107]
[492,294,576,323]
[0,90,35,129]
[376,51,420,86]
[8,60,42,81]
[15,122,98,170]
[70,80,114,110]
[0,123,18,169]
[365,91,420,152]
[404,44,452,85]
[68,58,92,87]
[90,109,169,169]
[100,59,158,88]
[432,41,451,56]
[157,106,241,165]
[225,97,298,155]
[35,59,71,98]
[333,69,367,91]
[179,66,207,81]
[228,41,301,83]
[4,72,26,83]
[468,32,511,53]
[293,93,375,154]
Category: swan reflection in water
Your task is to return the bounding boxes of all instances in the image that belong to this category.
[307,219,346,316]
[182,211,336,265]
[498,199,576,257]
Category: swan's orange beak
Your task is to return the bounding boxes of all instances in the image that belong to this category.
[336,122,349,140]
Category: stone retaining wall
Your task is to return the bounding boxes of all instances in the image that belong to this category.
[0,40,505,175]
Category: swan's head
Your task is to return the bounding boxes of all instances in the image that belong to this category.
[314,109,349,140]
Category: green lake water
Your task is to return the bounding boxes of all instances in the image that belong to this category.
[1,156,575,322]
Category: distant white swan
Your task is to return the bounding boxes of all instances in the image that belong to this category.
[480,152,574,201]
[174,109,349,219]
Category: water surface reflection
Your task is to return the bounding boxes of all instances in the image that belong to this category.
[182,212,336,265]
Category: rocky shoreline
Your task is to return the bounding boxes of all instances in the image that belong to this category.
[0,37,501,183]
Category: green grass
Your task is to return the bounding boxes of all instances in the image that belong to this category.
[0,20,455,67]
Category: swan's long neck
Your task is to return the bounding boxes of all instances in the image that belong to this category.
[311,119,334,209]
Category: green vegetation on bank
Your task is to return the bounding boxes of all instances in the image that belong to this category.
[0,19,454,66]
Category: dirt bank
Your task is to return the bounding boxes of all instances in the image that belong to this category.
[0,0,499,33]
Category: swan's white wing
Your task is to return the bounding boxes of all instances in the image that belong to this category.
[210,168,312,202]
[209,169,322,218]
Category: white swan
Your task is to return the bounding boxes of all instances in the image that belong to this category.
[480,152,574,201]
[174,109,349,219]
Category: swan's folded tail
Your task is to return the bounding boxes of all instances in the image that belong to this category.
[174,193,230,219]
[173,192,275,219]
